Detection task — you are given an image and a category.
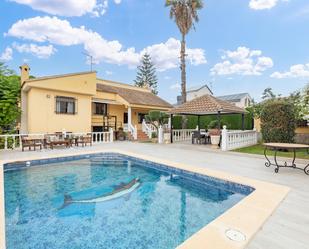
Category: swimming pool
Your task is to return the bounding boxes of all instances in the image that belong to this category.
[4,153,255,249]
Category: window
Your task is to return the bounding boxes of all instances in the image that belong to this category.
[138,113,146,124]
[55,96,76,114]
[94,103,107,115]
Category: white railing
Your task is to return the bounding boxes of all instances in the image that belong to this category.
[0,130,113,150]
[221,126,258,151]
[142,119,158,139]
[92,129,113,144]
[128,123,137,140]
[172,129,196,142]
[142,120,152,138]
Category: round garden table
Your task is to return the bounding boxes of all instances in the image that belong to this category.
[263,143,309,175]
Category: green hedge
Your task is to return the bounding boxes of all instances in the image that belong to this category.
[260,100,296,143]
[172,114,253,130]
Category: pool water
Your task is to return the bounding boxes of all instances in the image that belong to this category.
[4,153,253,249]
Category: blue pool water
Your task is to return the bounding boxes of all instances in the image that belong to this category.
[4,153,254,249]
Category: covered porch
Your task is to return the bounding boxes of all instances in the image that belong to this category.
[93,83,172,140]
[169,94,258,151]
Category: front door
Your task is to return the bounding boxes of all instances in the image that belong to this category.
[123,112,128,124]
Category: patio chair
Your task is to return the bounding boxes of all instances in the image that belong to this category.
[192,131,206,144]
[21,136,43,151]
[75,133,92,147]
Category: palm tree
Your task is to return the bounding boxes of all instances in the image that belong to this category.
[165,0,203,104]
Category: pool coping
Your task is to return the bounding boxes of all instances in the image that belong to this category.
[0,149,290,249]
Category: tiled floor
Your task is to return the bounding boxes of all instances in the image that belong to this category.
[1,141,308,249]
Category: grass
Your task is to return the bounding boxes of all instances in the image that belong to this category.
[233,144,309,160]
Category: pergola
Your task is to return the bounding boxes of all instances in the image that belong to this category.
[169,94,247,143]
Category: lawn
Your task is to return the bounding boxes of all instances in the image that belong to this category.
[233,144,309,160]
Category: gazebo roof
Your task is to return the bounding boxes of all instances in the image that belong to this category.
[170,94,246,115]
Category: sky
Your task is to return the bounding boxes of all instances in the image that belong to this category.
[1,0,309,104]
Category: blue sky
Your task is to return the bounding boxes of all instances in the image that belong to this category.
[1,0,309,103]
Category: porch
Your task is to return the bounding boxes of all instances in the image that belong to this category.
[91,100,166,140]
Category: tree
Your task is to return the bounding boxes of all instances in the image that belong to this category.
[134,53,158,95]
[0,63,21,133]
[166,0,203,104]
[145,110,169,135]
[288,83,309,121]
[261,87,276,100]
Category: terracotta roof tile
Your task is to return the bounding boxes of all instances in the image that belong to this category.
[97,84,172,109]
[170,94,246,115]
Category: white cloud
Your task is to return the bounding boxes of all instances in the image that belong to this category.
[7,16,207,72]
[0,47,13,61]
[271,63,309,78]
[105,70,113,75]
[249,0,288,10]
[170,83,181,90]
[211,47,273,76]
[10,0,121,17]
[142,38,207,72]
[13,43,56,59]
[10,0,97,16]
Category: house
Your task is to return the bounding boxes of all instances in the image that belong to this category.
[176,84,252,109]
[19,64,172,137]
[216,93,252,108]
[176,84,213,105]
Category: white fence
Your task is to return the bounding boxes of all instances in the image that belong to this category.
[221,127,258,151]
[171,127,258,151]
[172,129,196,142]
[0,130,113,150]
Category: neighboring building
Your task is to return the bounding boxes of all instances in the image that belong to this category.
[216,93,252,108]
[176,84,252,109]
[176,84,213,105]
[19,64,172,135]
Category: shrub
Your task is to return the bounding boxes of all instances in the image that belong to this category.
[208,120,220,129]
[172,114,252,130]
[260,100,296,143]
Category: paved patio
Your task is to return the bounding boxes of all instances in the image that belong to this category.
[1,142,308,249]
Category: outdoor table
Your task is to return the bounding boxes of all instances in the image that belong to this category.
[49,140,71,149]
[263,143,309,175]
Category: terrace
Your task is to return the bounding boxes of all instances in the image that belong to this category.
[1,142,308,249]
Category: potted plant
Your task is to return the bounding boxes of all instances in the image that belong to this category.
[207,120,221,145]
[151,132,158,143]
[117,127,126,141]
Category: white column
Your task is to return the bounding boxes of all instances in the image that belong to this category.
[158,126,164,144]
[109,128,114,142]
[221,126,228,151]
[128,106,132,126]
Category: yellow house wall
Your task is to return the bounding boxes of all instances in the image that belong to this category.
[92,104,127,128]
[27,88,92,133]
[24,72,97,96]
[296,127,309,134]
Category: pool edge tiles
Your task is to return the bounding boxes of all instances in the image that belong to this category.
[3,152,255,196]
[0,149,290,249]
